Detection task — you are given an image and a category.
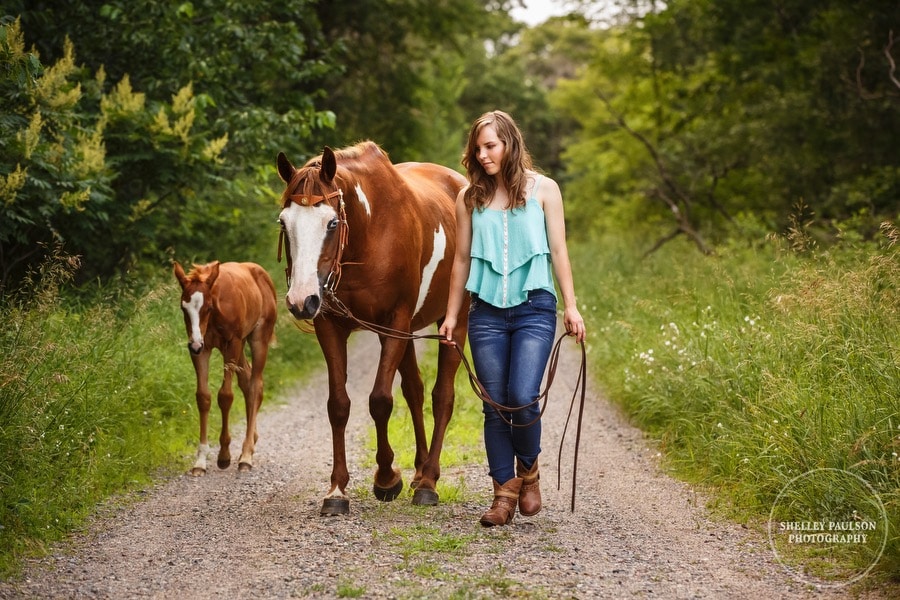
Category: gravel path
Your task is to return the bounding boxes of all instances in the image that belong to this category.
[1,326,895,599]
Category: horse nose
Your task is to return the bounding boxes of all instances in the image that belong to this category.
[187,341,203,355]
[304,295,321,315]
[287,294,321,319]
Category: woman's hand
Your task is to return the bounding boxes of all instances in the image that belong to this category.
[438,317,457,346]
[564,306,586,343]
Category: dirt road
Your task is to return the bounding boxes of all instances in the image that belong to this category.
[0,327,893,598]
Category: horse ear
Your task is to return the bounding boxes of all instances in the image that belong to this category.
[321,146,337,183]
[206,261,221,288]
[173,261,187,288]
[276,152,294,183]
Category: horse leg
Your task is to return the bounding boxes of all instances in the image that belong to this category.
[396,341,428,491]
[413,312,469,505]
[369,335,409,502]
[238,334,270,471]
[216,341,241,469]
[315,320,353,516]
[190,350,213,476]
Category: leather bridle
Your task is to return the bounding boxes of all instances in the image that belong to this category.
[277,171,349,295]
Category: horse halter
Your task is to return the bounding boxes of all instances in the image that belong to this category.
[277,172,349,296]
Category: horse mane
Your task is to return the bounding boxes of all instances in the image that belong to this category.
[184,261,218,282]
[302,140,389,170]
[291,141,391,200]
[336,140,389,163]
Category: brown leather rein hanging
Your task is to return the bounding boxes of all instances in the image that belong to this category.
[276,179,587,512]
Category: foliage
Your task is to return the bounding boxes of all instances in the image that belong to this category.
[11,0,335,164]
[1,5,337,291]
[308,0,498,165]
[552,0,900,252]
[459,13,593,177]
[576,222,900,582]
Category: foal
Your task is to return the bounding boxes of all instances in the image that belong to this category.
[174,261,277,475]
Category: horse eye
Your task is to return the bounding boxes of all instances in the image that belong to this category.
[327,217,339,231]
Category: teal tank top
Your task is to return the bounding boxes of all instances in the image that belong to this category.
[466,176,556,308]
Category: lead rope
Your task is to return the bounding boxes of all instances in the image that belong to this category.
[322,291,588,511]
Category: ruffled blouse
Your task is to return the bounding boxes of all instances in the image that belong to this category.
[466,178,556,308]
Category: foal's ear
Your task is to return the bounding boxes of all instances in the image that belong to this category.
[321,146,337,183]
[276,151,294,183]
[206,261,221,288]
[173,261,187,287]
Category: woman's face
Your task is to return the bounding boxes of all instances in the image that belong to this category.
[474,124,505,177]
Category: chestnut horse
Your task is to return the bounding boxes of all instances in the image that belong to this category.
[173,261,277,476]
[276,141,468,515]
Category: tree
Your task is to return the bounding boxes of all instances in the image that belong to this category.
[552,0,900,253]
[2,1,340,288]
[309,0,504,164]
[0,19,236,289]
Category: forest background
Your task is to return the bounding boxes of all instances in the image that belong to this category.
[1,0,898,588]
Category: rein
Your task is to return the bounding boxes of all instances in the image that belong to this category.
[324,292,588,512]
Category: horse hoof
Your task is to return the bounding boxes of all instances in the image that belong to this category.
[238,462,252,472]
[320,497,350,516]
[217,458,231,470]
[190,467,207,477]
[373,478,404,502]
[412,487,439,506]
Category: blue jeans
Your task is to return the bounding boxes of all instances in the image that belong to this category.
[468,289,557,484]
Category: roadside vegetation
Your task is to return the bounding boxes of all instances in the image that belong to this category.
[575,220,900,583]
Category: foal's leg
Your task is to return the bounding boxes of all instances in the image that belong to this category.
[238,333,270,471]
[216,340,242,469]
[190,349,213,476]
[232,349,254,471]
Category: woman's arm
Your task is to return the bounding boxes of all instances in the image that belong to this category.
[439,189,473,343]
[540,177,586,342]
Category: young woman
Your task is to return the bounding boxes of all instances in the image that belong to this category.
[440,110,586,526]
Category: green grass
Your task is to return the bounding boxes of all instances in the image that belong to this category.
[0,252,322,576]
[574,224,900,585]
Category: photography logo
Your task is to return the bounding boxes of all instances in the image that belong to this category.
[767,468,888,588]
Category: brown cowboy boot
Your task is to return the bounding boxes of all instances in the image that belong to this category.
[480,477,523,527]
[516,458,541,516]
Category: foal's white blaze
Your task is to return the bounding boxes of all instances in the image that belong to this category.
[413,224,447,320]
[279,202,336,308]
[182,291,204,349]
[355,184,371,217]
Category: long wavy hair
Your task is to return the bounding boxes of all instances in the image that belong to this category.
[461,110,533,211]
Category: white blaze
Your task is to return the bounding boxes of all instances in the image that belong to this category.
[279,202,336,306]
[182,291,204,346]
[414,224,447,319]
